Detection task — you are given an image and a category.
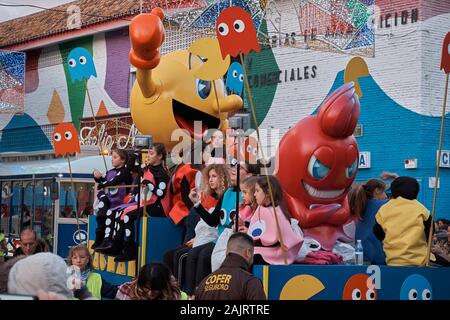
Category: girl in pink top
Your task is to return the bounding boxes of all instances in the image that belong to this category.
[248,176,303,265]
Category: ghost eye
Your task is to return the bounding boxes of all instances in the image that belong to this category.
[346,159,358,178]
[68,58,76,68]
[217,22,229,36]
[351,289,362,300]
[79,56,87,65]
[422,289,431,300]
[307,155,330,180]
[247,145,252,153]
[65,131,73,140]
[239,74,244,82]
[196,79,211,99]
[54,133,62,142]
[232,70,238,78]
[366,289,376,300]
[233,20,245,33]
[408,289,418,300]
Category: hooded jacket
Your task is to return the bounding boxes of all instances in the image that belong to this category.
[195,253,266,300]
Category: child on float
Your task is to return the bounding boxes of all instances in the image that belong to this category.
[100,143,171,261]
[210,175,259,272]
[374,176,432,266]
[116,262,187,300]
[182,161,258,297]
[163,164,222,285]
[67,245,118,299]
[182,164,232,296]
[248,175,303,265]
[349,179,388,265]
[91,149,132,250]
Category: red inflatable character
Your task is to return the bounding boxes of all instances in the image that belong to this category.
[275,82,360,251]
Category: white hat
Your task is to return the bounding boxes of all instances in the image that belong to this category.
[8,252,73,299]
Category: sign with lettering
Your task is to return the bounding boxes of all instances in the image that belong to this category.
[359,152,371,169]
[79,113,138,150]
[438,150,450,168]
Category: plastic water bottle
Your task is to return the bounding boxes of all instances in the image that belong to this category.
[355,240,364,266]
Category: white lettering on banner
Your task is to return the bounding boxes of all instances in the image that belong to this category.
[80,123,138,149]
[359,152,371,169]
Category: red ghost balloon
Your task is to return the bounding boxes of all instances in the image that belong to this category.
[275,82,360,251]
[441,32,450,74]
[216,7,260,59]
[52,123,80,157]
[342,274,377,300]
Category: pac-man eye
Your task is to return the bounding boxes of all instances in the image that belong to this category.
[217,22,229,36]
[408,289,418,300]
[68,58,76,68]
[307,155,330,180]
[233,19,245,33]
[54,133,62,142]
[366,289,376,300]
[79,56,87,65]
[239,74,244,82]
[233,70,238,78]
[422,289,431,300]
[346,159,358,178]
[351,288,362,300]
[196,79,211,99]
[249,220,265,238]
[64,131,73,140]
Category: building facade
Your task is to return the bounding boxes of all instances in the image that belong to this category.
[0,0,449,219]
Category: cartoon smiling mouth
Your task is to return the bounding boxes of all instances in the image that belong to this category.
[303,181,345,199]
[172,99,221,137]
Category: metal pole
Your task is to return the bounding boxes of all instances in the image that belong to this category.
[235,134,241,233]
[134,150,142,276]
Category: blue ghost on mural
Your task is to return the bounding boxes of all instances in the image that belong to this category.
[400,274,432,300]
[225,62,244,96]
[67,47,97,82]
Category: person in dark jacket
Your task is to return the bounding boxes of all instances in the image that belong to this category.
[195,232,266,300]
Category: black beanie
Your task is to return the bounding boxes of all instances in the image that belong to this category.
[390,176,419,200]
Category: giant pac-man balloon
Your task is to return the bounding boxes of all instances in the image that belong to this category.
[67,48,97,83]
[129,8,243,150]
[52,122,80,157]
[216,6,260,59]
[188,38,230,81]
[441,32,450,74]
[275,82,360,251]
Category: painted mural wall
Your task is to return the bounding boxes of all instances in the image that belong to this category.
[0,0,449,217]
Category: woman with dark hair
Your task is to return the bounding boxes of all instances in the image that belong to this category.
[116,262,186,300]
[349,179,388,265]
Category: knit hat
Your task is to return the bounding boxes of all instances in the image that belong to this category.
[8,252,73,299]
[436,231,448,241]
[390,176,419,200]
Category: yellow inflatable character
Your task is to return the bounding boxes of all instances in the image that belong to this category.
[129,8,243,150]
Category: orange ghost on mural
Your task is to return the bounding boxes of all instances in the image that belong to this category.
[342,274,377,300]
[441,32,450,74]
[52,122,80,157]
